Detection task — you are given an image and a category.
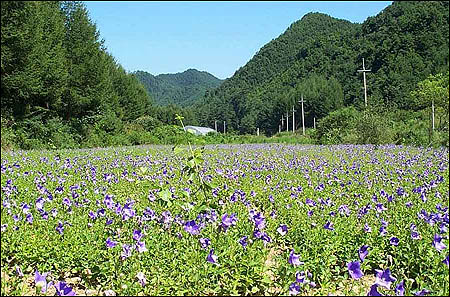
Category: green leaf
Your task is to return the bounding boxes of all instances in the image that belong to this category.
[173,146,184,155]
[160,189,172,202]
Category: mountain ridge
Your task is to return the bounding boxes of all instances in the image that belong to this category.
[133,68,223,107]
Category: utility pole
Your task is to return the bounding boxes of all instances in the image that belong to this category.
[357,58,371,108]
[292,105,296,133]
[299,95,306,136]
[281,115,284,133]
[257,128,260,136]
[313,117,316,129]
[432,100,435,131]
[223,121,226,134]
[215,120,217,132]
[286,110,289,132]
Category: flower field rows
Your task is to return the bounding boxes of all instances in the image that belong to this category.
[1,144,448,296]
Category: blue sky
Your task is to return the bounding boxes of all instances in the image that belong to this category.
[84,1,392,79]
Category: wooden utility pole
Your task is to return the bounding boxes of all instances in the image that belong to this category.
[432,100,435,131]
[286,110,289,132]
[299,95,306,135]
[357,58,371,108]
[292,105,296,133]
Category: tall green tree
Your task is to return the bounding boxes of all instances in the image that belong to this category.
[1,1,68,118]
[60,1,115,121]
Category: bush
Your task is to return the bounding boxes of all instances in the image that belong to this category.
[316,106,361,144]
[133,116,163,132]
[1,116,17,150]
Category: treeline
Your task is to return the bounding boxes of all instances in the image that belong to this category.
[1,1,449,150]
[1,1,196,150]
[192,1,449,146]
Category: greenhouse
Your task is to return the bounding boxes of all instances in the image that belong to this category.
[184,125,217,136]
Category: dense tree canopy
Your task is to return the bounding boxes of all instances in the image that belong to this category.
[1,1,448,149]
[193,1,449,135]
[134,69,223,107]
[1,1,155,146]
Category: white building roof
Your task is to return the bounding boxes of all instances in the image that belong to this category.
[184,125,217,136]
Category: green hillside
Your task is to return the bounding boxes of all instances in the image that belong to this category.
[134,69,223,107]
[195,1,449,135]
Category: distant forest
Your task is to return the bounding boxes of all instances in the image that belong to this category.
[1,1,448,149]
[134,69,223,107]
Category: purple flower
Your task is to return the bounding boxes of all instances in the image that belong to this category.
[56,221,64,235]
[368,284,383,296]
[411,230,421,240]
[239,236,248,248]
[324,221,334,231]
[375,268,396,289]
[277,224,288,236]
[295,271,307,283]
[253,229,263,239]
[288,250,304,266]
[35,270,49,293]
[379,226,387,236]
[220,213,237,232]
[26,213,33,224]
[414,289,430,296]
[133,229,143,241]
[432,234,446,252]
[121,244,132,260]
[136,241,148,253]
[16,265,24,278]
[88,211,97,220]
[376,203,387,213]
[338,204,351,216]
[184,220,200,235]
[54,281,76,296]
[347,261,364,279]
[359,245,369,262]
[443,255,449,266]
[289,282,301,295]
[207,249,218,264]
[390,237,399,246]
[252,213,265,230]
[261,232,272,246]
[136,272,146,287]
[199,238,211,249]
[106,237,118,248]
[364,223,372,233]
[36,197,45,210]
[395,280,405,296]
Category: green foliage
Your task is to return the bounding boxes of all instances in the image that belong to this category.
[196,2,449,135]
[316,106,360,144]
[1,1,448,150]
[1,145,448,295]
[134,69,223,107]
[133,116,163,132]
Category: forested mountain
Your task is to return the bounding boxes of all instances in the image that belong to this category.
[1,1,448,149]
[194,1,449,135]
[134,69,223,107]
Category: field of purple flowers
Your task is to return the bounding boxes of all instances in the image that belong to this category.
[1,144,449,296]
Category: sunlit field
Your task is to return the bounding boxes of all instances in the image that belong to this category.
[1,144,448,296]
